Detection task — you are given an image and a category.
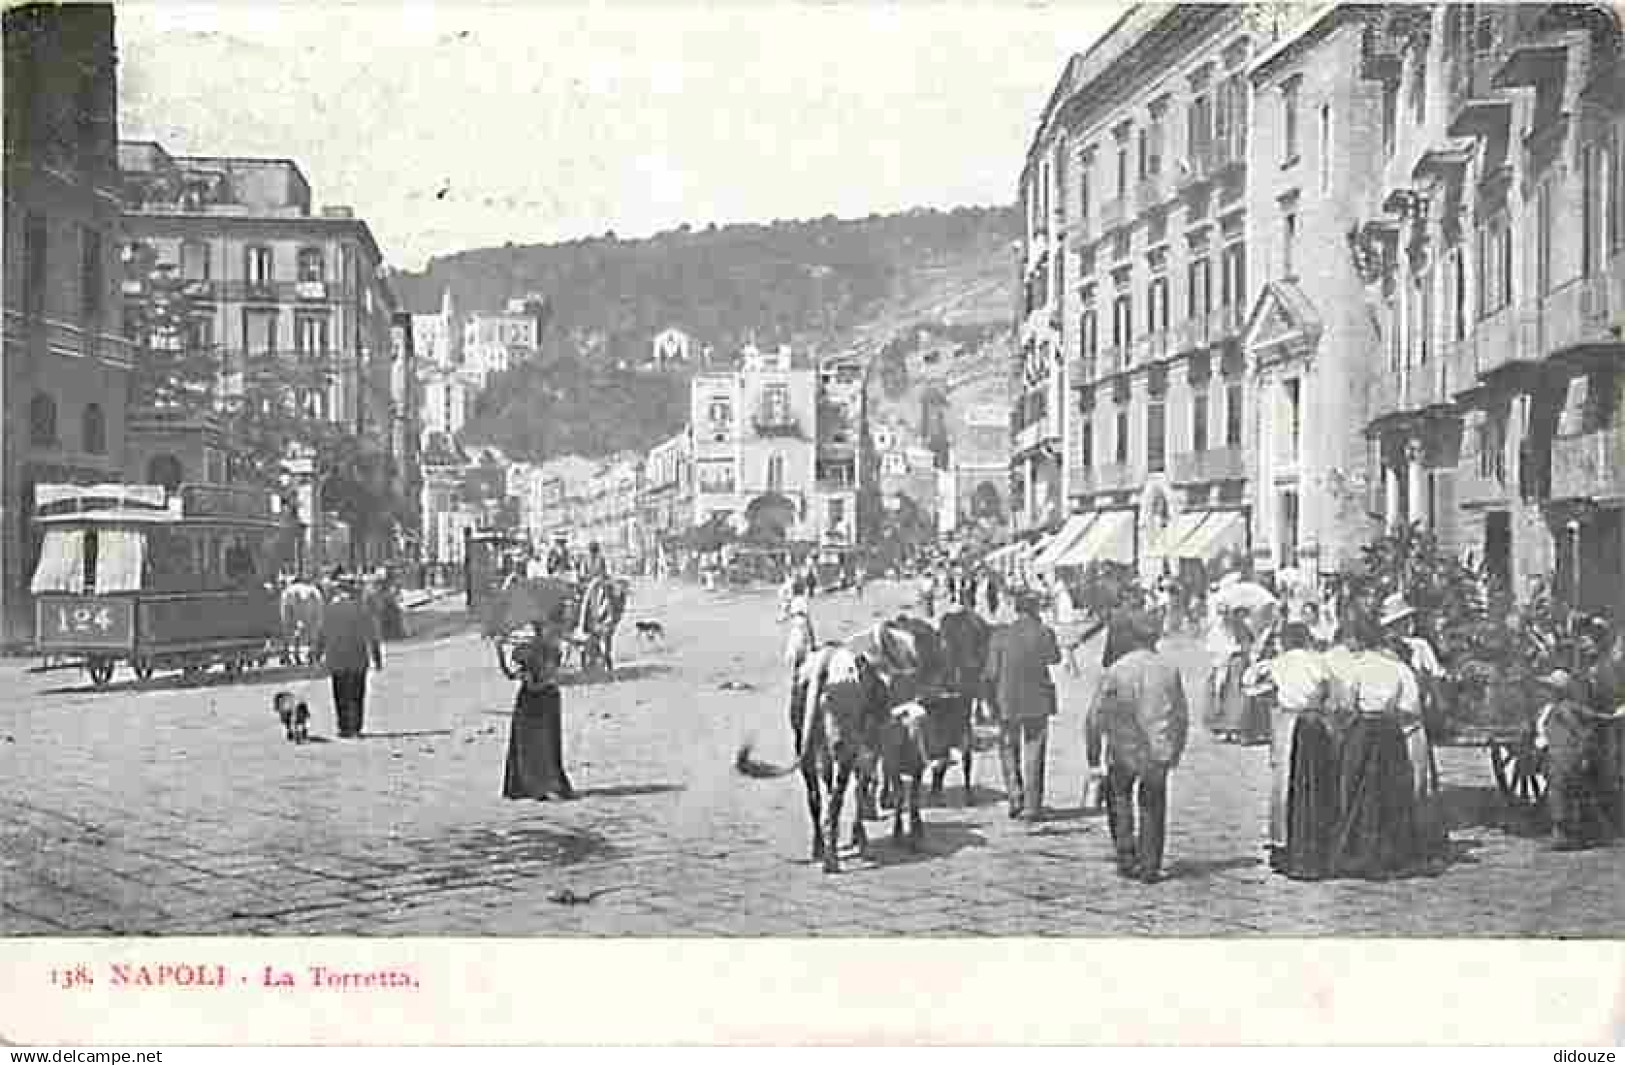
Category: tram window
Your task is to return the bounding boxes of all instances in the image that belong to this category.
[146,530,193,592]
[82,530,99,593]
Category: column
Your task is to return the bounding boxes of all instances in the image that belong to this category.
[1406,438,1426,531]
[1384,461,1402,532]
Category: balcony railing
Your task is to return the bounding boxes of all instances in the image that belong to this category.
[1071,462,1136,496]
[1177,314,1211,354]
[220,280,348,303]
[1170,447,1246,485]
[751,415,804,439]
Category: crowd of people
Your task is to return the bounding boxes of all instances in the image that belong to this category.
[779,553,1625,884]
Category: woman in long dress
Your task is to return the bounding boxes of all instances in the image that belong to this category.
[501,623,574,802]
[1329,616,1427,878]
[1248,622,1339,879]
[1206,607,1257,742]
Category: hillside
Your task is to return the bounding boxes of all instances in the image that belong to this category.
[390,206,1019,462]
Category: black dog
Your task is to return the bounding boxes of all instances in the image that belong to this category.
[634,619,665,642]
[273,691,311,743]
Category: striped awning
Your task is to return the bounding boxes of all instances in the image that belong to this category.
[1053,509,1135,568]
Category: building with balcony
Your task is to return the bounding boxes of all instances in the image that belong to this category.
[117,139,401,572]
[412,286,484,449]
[1243,7,1397,582]
[640,428,694,567]
[2,3,134,646]
[813,354,865,545]
[1021,5,1284,578]
[1345,3,1625,618]
[462,295,548,380]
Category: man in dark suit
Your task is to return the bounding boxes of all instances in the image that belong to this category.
[983,591,1062,820]
[940,589,992,723]
[321,576,384,739]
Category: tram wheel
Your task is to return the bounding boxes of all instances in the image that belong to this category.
[86,659,115,687]
[132,657,155,682]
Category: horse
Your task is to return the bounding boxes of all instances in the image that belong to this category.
[278,579,325,666]
[573,577,628,677]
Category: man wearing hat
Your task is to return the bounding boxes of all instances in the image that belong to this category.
[321,574,384,739]
[1535,667,1619,850]
[983,589,1062,820]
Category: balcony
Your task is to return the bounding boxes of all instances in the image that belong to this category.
[1176,314,1211,355]
[1100,344,1125,375]
[223,280,345,304]
[1171,447,1246,485]
[1210,304,1244,341]
[1135,175,1163,212]
[1071,462,1136,496]
[1552,427,1625,502]
[751,415,804,439]
[1144,330,1170,363]
[1100,198,1127,231]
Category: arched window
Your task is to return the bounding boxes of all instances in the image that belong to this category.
[82,403,106,454]
[297,247,325,283]
[147,454,184,492]
[29,393,57,447]
[766,452,785,493]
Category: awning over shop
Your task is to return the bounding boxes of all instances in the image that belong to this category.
[1033,514,1097,571]
[1148,511,1207,559]
[1172,510,1247,562]
[1053,509,1135,568]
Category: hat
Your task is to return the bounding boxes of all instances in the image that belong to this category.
[1536,668,1575,695]
[1378,594,1416,628]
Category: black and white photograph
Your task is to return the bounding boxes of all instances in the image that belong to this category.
[5,0,1625,966]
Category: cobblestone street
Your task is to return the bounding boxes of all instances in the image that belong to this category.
[2,580,1622,937]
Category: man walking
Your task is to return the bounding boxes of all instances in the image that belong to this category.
[322,575,384,739]
[1086,612,1189,882]
[939,586,993,725]
[983,590,1062,820]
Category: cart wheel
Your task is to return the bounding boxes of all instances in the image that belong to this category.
[132,657,155,682]
[1490,739,1548,808]
[86,659,115,687]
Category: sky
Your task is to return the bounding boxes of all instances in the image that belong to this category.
[115,1,1126,271]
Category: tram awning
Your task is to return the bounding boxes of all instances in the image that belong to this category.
[1053,509,1135,568]
[1033,514,1097,571]
[1171,510,1247,562]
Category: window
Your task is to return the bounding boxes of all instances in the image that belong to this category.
[1318,103,1332,194]
[1138,128,1149,181]
[1189,94,1212,167]
[1080,307,1098,360]
[244,309,277,354]
[1279,490,1300,569]
[297,247,325,283]
[1115,409,1130,464]
[1221,241,1246,314]
[1479,409,1508,485]
[1612,135,1625,252]
[1147,400,1166,473]
[30,392,57,448]
[1193,391,1209,452]
[766,452,785,492]
[1147,108,1163,176]
[1116,143,1129,197]
[1281,77,1300,163]
[1449,246,1468,341]
[23,214,46,317]
[187,315,214,353]
[1225,383,1243,447]
[294,314,329,355]
[180,240,210,281]
[1382,83,1397,158]
[245,246,274,287]
[1282,212,1298,278]
[1477,215,1512,316]
[1148,276,1169,336]
[1079,415,1093,468]
[82,403,106,455]
[1584,144,1605,279]
[1187,256,1212,319]
[1079,164,1091,221]
[1284,378,1301,461]
[1112,294,1133,363]
[1054,143,1068,223]
[1416,267,1433,363]
[762,383,790,424]
[79,226,103,325]
[1536,179,1554,295]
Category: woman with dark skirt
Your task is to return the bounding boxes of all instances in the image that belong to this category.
[500,623,575,802]
[1248,622,1339,879]
[1329,616,1425,879]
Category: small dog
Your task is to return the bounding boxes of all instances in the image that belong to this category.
[634,619,665,643]
[273,691,311,743]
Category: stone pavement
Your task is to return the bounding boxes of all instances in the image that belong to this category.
[1,578,1622,936]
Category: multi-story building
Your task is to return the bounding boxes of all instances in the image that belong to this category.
[117,140,401,570]
[388,309,422,562]
[1018,5,1314,579]
[2,3,133,646]
[813,353,865,544]
[689,344,820,540]
[413,287,482,447]
[640,429,694,560]
[533,454,600,546]
[1340,3,1625,618]
[462,295,547,381]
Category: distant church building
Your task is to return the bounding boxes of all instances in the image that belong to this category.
[651,327,691,367]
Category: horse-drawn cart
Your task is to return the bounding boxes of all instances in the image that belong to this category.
[31,483,284,687]
[480,574,628,679]
[1432,671,1549,808]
